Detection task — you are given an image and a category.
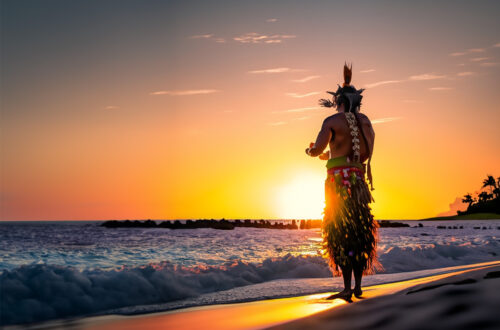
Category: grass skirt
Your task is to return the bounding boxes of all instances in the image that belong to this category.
[322,166,380,276]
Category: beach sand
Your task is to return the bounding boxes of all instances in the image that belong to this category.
[272,263,500,330]
[25,260,499,330]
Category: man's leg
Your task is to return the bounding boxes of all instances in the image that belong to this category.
[353,262,363,297]
[327,264,353,300]
[340,264,352,294]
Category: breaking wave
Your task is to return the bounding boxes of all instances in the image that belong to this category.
[0,254,330,325]
[1,238,499,325]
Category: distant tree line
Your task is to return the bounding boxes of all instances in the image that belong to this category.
[460,175,500,215]
[101,219,322,230]
[101,219,409,230]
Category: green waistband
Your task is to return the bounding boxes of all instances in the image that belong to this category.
[326,156,364,170]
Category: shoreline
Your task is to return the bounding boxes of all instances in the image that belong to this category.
[18,261,500,330]
[273,263,500,330]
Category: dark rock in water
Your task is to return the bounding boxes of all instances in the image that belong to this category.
[212,220,235,230]
[378,221,410,228]
[102,219,302,230]
[143,220,157,228]
[437,225,446,229]
[101,220,119,228]
[418,223,423,227]
[420,233,430,236]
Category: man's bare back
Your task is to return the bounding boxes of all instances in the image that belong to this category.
[307,111,375,162]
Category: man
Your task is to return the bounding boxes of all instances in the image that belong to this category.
[305,63,379,300]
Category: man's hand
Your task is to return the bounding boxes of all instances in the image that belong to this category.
[319,151,330,160]
[305,142,315,156]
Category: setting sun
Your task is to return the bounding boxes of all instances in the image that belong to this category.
[276,171,326,219]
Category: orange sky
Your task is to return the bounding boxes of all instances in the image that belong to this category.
[1,1,499,220]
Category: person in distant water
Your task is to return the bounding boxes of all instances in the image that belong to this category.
[305,63,380,300]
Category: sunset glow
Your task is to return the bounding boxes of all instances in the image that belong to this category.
[1,1,499,220]
[275,171,326,219]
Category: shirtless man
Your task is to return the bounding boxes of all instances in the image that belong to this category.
[305,104,374,163]
[305,64,378,300]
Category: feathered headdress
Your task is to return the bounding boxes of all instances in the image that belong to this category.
[343,62,352,87]
[318,62,364,112]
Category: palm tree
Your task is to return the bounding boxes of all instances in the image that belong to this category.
[482,175,496,194]
[462,193,474,209]
[494,187,500,200]
[478,191,491,203]
[496,177,500,199]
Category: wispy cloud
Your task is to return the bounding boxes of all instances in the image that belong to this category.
[285,91,321,98]
[190,34,214,39]
[365,72,447,89]
[409,73,446,81]
[266,18,278,23]
[480,62,499,67]
[248,67,302,74]
[272,106,321,113]
[267,121,287,126]
[150,89,219,96]
[457,71,475,77]
[189,34,225,43]
[104,105,119,110]
[470,57,490,62]
[293,116,310,121]
[360,69,376,73]
[292,75,320,83]
[364,80,403,88]
[429,87,453,91]
[234,32,295,44]
[371,117,403,124]
[448,40,500,58]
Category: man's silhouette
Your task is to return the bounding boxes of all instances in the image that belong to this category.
[305,63,379,299]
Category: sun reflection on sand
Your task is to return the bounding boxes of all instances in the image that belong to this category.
[89,293,346,330]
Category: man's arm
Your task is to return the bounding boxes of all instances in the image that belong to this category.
[306,119,332,157]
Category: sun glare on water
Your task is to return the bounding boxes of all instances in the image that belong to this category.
[276,172,325,220]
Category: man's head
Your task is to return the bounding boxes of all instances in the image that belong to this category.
[319,63,364,112]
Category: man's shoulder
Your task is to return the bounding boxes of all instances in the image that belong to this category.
[357,112,373,125]
[323,113,343,123]
[357,112,370,120]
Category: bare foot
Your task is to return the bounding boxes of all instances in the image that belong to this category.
[354,287,363,298]
[326,289,353,301]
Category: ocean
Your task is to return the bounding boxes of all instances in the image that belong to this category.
[1,220,499,325]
